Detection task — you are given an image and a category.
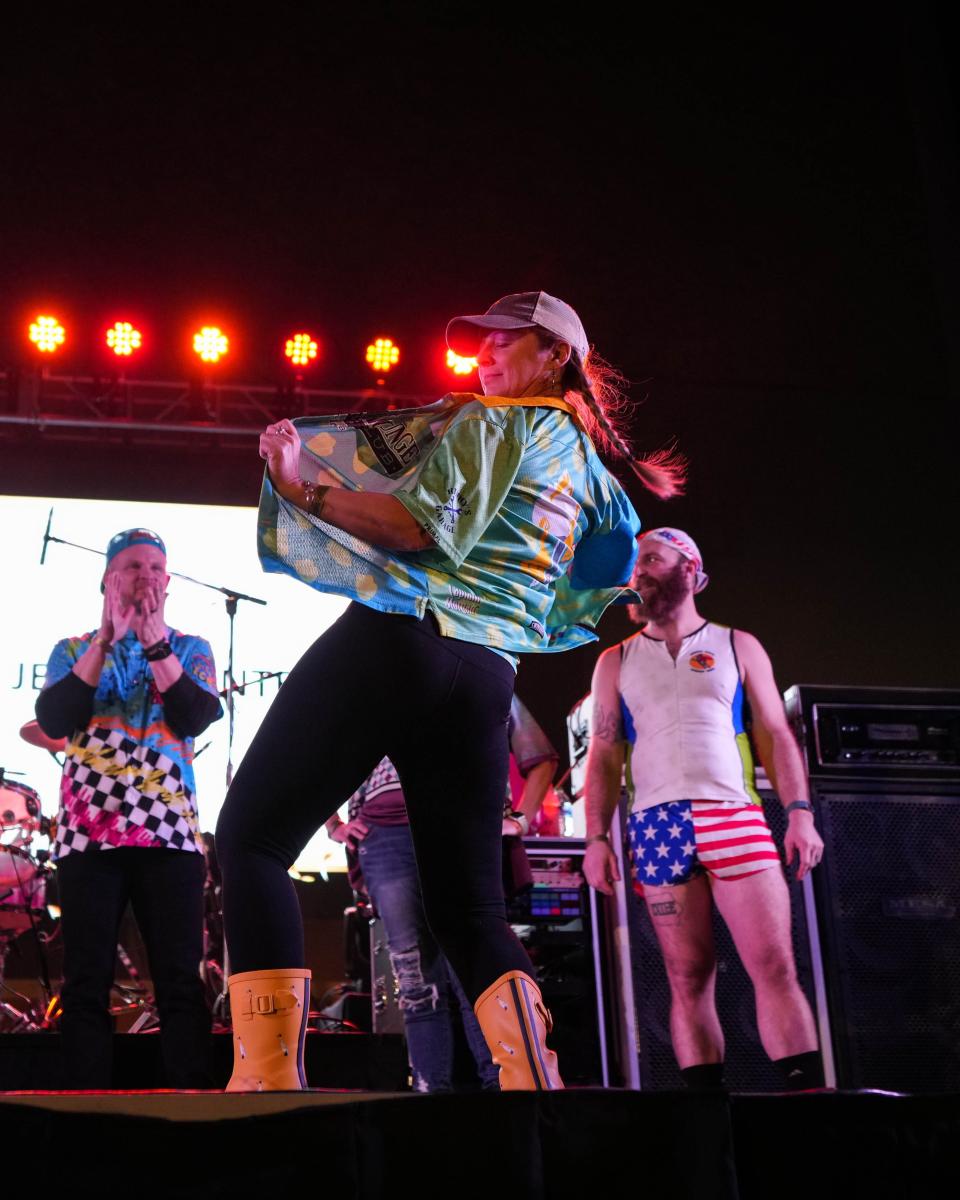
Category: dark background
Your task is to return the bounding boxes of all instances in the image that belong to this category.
[1,5,956,753]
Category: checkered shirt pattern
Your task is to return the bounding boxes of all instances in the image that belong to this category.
[626,800,780,892]
[55,724,200,857]
[347,757,402,822]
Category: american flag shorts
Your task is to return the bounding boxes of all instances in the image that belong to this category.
[625,800,781,894]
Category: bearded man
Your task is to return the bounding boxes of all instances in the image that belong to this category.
[583,528,824,1090]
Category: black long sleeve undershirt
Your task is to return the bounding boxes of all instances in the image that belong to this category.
[36,670,222,741]
[35,671,95,738]
[158,673,223,738]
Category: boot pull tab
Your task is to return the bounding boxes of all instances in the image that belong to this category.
[250,987,299,1016]
[274,987,300,1012]
[535,1000,554,1034]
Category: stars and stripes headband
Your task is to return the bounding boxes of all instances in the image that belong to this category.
[637,527,709,593]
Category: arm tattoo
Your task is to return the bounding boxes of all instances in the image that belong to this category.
[592,702,622,744]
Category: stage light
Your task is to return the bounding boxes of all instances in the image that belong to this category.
[106,321,143,357]
[192,326,229,364]
[365,337,400,373]
[446,349,477,376]
[28,315,66,354]
[285,332,319,367]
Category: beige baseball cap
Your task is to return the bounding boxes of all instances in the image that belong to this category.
[446,291,589,363]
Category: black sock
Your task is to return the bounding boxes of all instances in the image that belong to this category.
[680,1062,725,1090]
[774,1051,824,1089]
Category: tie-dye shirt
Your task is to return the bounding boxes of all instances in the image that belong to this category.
[257,393,641,656]
[41,629,221,859]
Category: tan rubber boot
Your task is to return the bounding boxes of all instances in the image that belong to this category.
[225,968,311,1092]
[473,970,563,1091]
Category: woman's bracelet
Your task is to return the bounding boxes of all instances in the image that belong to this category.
[302,482,330,520]
[585,833,609,846]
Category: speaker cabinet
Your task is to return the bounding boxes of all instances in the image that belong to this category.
[784,684,960,1093]
[808,783,960,1092]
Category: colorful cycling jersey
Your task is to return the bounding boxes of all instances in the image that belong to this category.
[619,622,761,813]
[41,629,221,858]
[257,393,641,656]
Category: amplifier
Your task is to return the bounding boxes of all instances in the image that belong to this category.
[508,837,617,1086]
[785,685,960,778]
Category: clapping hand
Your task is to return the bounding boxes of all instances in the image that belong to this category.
[133,576,168,648]
[100,573,136,643]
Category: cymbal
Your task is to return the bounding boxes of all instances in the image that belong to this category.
[19,720,66,755]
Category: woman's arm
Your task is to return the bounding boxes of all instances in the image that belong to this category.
[261,420,432,551]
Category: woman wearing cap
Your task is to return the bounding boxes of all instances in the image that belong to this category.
[216,291,684,1092]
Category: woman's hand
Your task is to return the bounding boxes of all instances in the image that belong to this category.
[259,419,302,490]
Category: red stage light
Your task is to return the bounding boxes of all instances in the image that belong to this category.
[106,321,143,357]
[365,338,400,373]
[285,333,319,367]
[192,326,229,364]
[28,314,66,354]
[446,349,477,376]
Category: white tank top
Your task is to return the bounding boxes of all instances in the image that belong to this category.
[618,621,760,812]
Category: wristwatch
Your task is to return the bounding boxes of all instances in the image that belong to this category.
[784,801,813,815]
[144,639,173,662]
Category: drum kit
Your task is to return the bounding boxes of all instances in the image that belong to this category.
[0,723,61,1030]
[0,720,230,1034]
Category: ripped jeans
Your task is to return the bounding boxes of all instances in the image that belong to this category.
[359,821,499,1093]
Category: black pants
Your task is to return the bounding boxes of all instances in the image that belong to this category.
[57,847,211,1089]
[216,603,533,1002]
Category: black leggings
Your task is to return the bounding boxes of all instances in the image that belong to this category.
[215,603,533,1003]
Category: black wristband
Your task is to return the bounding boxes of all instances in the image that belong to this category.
[144,639,173,662]
[784,801,812,815]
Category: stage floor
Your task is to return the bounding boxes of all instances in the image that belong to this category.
[0,1086,405,1120]
[0,1087,956,1199]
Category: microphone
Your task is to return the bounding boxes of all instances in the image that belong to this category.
[40,507,54,566]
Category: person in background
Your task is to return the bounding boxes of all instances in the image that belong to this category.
[326,695,558,1093]
[583,528,823,1091]
[36,528,222,1088]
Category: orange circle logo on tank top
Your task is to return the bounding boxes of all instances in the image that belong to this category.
[688,651,716,672]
